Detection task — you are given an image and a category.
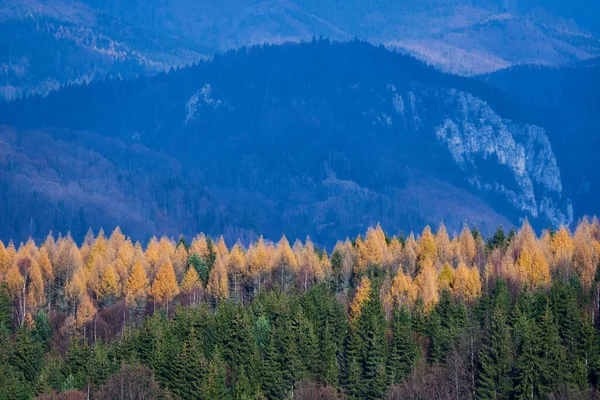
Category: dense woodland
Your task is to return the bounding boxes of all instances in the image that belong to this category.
[0,219,600,399]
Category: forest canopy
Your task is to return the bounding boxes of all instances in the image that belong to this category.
[0,219,599,399]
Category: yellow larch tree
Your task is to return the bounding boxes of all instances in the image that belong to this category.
[144,237,161,281]
[551,227,574,276]
[387,237,403,270]
[37,248,54,284]
[228,243,247,302]
[96,264,120,304]
[466,266,482,303]
[172,243,189,283]
[76,294,97,340]
[151,260,179,313]
[0,241,10,280]
[573,219,599,289]
[124,260,149,308]
[452,262,471,301]
[190,233,210,261]
[66,266,88,313]
[41,233,59,270]
[435,223,452,265]
[458,225,477,266]
[5,263,25,325]
[215,236,229,264]
[294,238,322,292]
[108,227,126,262]
[207,256,229,301]
[272,236,298,290]
[385,269,418,312]
[353,235,369,276]
[26,258,45,315]
[180,267,202,305]
[349,276,371,325]
[415,261,439,312]
[402,233,418,277]
[332,239,356,289]
[247,237,271,292]
[417,226,438,269]
[438,263,454,293]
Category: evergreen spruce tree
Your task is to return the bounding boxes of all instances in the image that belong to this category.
[536,305,568,395]
[513,323,539,400]
[476,308,512,399]
[203,346,229,399]
[171,335,206,399]
[387,307,417,385]
[260,330,283,399]
[319,319,340,387]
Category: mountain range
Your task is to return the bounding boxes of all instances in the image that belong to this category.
[2,39,595,246]
[2,0,600,101]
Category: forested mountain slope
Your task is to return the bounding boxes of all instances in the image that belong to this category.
[2,0,600,101]
[482,58,600,225]
[0,40,574,245]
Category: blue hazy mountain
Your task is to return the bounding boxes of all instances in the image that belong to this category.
[2,0,599,101]
[0,40,580,245]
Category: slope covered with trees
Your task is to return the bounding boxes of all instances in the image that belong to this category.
[0,40,575,246]
[0,219,599,398]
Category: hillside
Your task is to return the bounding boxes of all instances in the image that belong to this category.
[2,0,600,100]
[482,59,600,224]
[0,40,575,245]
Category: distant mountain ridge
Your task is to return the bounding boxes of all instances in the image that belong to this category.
[1,0,600,101]
[0,40,577,245]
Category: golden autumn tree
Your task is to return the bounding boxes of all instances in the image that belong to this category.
[37,248,54,284]
[172,243,189,283]
[0,241,9,279]
[514,243,551,289]
[124,260,149,310]
[573,219,600,289]
[96,265,120,305]
[144,237,161,281]
[402,233,418,277]
[207,257,229,301]
[272,236,298,291]
[180,267,202,305]
[550,227,574,276]
[215,236,229,264]
[5,263,25,325]
[294,238,323,292]
[458,225,477,267]
[452,262,481,302]
[387,237,403,270]
[385,269,418,312]
[76,294,97,340]
[228,243,247,303]
[349,276,371,325]
[438,263,454,293]
[26,258,45,315]
[151,260,179,313]
[435,223,452,265]
[247,237,272,292]
[415,261,438,312]
[66,266,88,313]
[417,226,437,270]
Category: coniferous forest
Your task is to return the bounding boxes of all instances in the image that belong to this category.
[1,220,600,399]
